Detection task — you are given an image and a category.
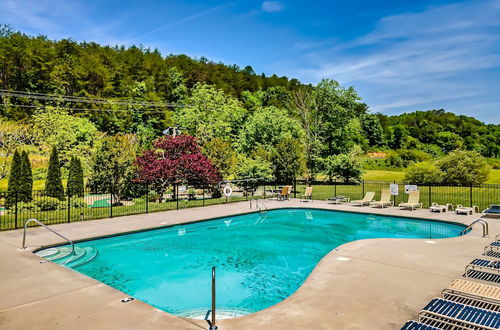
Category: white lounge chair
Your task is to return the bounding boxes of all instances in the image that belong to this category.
[300,187,313,202]
[326,195,350,204]
[370,189,393,208]
[399,190,422,210]
[351,191,375,206]
[456,205,479,215]
[429,203,454,213]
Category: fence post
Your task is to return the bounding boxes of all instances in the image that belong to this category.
[293,178,297,199]
[428,185,431,208]
[470,184,473,207]
[110,182,114,218]
[362,180,365,198]
[202,188,205,207]
[145,183,149,214]
[393,181,396,206]
[176,184,179,210]
[67,190,71,223]
[334,180,337,197]
[15,191,18,229]
[263,184,266,199]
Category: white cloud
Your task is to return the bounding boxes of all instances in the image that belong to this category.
[262,1,284,13]
[284,0,500,122]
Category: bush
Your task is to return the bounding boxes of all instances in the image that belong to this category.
[325,153,363,183]
[404,162,443,185]
[436,150,490,185]
[70,198,87,209]
[13,202,39,213]
[36,197,61,211]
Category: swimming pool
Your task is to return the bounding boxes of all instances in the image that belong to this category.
[37,208,465,318]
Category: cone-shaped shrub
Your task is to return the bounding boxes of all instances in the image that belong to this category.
[19,151,33,202]
[6,150,22,208]
[67,156,84,197]
[45,146,65,200]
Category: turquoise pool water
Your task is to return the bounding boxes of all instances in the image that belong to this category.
[39,208,464,317]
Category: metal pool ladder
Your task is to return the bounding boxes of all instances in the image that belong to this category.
[208,266,217,330]
[22,218,75,255]
[250,198,268,213]
[460,218,489,237]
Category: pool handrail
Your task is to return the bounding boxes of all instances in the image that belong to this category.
[460,219,488,237]
[22,218,75,255]
[209,266,217,330]
[250,198,268,213]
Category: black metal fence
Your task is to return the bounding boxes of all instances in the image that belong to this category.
[0,182,268,231]
[297,180,500,211]
[0,180,499,231]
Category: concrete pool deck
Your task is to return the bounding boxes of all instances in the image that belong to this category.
[0,199,497,329]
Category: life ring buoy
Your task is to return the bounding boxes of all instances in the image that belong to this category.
[223,184,233,197]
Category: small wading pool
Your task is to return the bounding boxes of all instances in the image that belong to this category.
[36,208,465,318]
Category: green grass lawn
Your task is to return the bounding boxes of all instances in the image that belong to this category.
[362,170,406,181]
[487,169,500,184]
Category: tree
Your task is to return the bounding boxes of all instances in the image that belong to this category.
[87,134,136,203]
[19,151,33,202]
[314,79,361,155]
[0,120,34,180]
[436,150,490,185]
[238,106,305,154]
[135,135,221,200]
[45,146,65,200]
[175,83,247,145]
[292,87,322,180]
[234,155,273,192]
[67,156,84,197]
[32,108,97,166]
[271,137,305,183]
[436,131,463,153]
[404,162,443,185]
[360,114,385,147]
[324,153,363,183]
[203,138,238,179]
[5,150,22,208]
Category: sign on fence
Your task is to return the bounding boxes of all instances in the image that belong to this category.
[389,184,399,196]
[405,185,418,193]
[179,185,186,193]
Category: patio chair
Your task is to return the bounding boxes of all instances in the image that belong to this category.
[401,320,440,330]
[443,279,500,304]
[465,259,500,284]
[483,205,500,219]
[429,203,453,213]
[326,195,350,204]
[456,204,479,215]
[399,190,422,210]
[300,186,313,202]
[277,186,289,201]
[369,189,393,208]
[418,298,500,329]
[351,191,375,206]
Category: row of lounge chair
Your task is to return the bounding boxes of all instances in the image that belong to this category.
[271,186,499,217]
[402,235,500,329]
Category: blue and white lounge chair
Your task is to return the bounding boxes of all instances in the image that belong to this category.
[465,258,500,283]
[484,242,500,258]
[418,298,500,329]
[400,320,440,330]
[483,205,500,218]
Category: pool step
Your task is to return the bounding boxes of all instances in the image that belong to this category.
[36,246,98,268]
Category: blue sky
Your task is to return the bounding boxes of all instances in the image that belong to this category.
[1,0,499,123]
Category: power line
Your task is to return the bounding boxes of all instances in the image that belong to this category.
[0,89,184,108]
[0,103,174,114]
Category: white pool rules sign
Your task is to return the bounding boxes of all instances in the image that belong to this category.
[389,184,399,196]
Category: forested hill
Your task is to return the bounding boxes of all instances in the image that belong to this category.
[0,25,498,170]
[0,25,302,112]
